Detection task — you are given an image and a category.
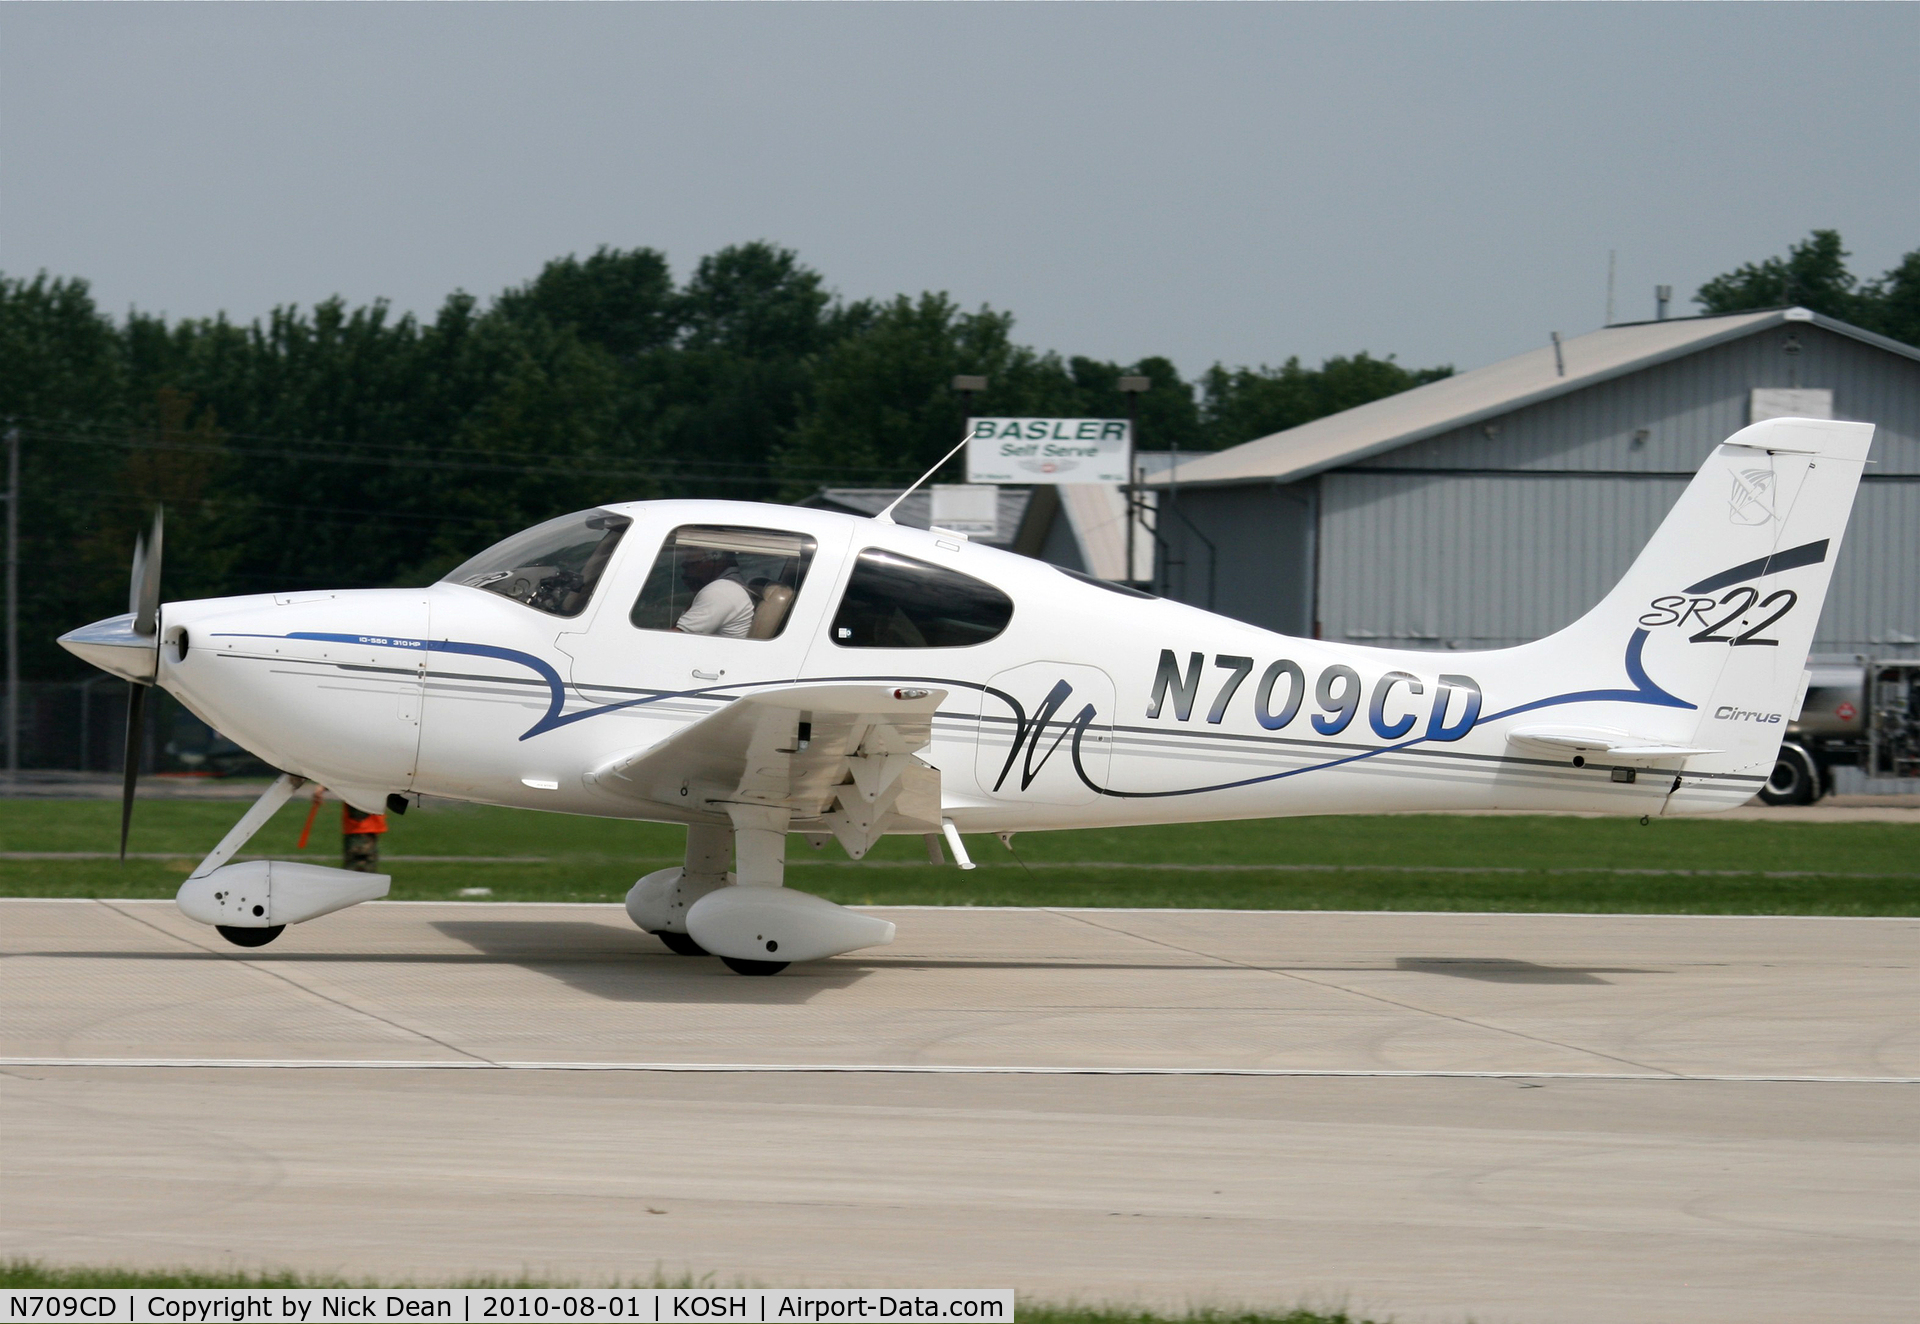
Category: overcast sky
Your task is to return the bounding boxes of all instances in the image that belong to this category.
[4,3,1916,378]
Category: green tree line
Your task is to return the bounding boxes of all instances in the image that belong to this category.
[7,228,1911,680]
[1694,229,1920,343]
[4,241,1450,679]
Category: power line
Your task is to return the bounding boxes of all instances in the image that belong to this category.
[10,416,924,483]
[18,428,914,488]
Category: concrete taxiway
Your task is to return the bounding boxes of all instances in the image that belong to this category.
[2,898,1915,1324]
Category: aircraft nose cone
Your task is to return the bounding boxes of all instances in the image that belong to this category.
[57,612,158,683]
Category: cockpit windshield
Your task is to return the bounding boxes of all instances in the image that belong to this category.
[439,510,630,617]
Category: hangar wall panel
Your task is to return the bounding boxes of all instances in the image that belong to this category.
[1366,325,1920,476]
[1819,479,1920,654]
[1318,471,1918,655]
[1156,485,1314,636]
[1319,472,1680,649]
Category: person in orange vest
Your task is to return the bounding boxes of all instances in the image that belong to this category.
[298,787,389,871]
[341,802,388,872]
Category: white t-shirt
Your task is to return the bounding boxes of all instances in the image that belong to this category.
[676,572,756,638]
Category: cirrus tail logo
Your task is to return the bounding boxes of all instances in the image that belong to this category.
[1728,467,1776,525]
[1714,705,1781,723]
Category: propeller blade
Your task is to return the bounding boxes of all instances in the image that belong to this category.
[119,681,146,862]
[119,509,163,860]
[131,508,163,637]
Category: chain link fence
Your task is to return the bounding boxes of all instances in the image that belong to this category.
[6,679,270,777]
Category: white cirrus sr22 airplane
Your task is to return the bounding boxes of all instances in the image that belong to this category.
[61,416,1872,973]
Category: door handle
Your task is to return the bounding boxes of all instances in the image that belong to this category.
[692,669,723,681]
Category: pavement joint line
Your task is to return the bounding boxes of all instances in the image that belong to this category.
[1,1057,1914,1083]
[96,900,499,1068]
[3,897,1914,921]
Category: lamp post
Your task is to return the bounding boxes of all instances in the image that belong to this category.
[951,375,987,431]
[4,421,17,787]
[1117,375,1150,585]
[950,375,987,491]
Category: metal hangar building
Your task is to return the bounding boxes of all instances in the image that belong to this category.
[1146,307,1920,657]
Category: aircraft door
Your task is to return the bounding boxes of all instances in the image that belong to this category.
[976,662,1115,806]
[559,520,849,707]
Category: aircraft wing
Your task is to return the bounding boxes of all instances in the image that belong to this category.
[586,683,948,857]
[1506,724,1718,764]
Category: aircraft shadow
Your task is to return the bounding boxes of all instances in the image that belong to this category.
[1393,957,1661,985]
[19,948,1664,984]
[25,950,1239,974]
[17,942,1662,991]
[429,919,873,1003]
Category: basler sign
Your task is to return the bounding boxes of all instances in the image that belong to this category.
[966,418,1131,484]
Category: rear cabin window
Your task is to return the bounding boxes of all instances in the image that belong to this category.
[629,526,817,640]
[830,549,1013,648]
[440,509,630,618]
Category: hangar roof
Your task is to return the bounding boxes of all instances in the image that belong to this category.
[1150,307,1920,489]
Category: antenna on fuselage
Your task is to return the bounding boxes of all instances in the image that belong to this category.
[874,428,977,525]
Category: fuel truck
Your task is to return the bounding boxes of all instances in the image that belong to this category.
[1762,658,1920,803]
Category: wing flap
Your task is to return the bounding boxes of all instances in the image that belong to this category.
[587,684,949,852]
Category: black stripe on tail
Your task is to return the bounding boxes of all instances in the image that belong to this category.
[1684,539,1829,595]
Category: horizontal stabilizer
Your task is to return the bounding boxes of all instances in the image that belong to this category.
[1507,725,1718,765]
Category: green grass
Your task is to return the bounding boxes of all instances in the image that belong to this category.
[0,1259,712,1291]
[0,1261,1378,1323]
[0,1260,344,1289]
[3,794,1914,915]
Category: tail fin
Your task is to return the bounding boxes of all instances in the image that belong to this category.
[1530,416,1873,808]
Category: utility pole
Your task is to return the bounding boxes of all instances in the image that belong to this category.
[5,422,19,788]
[1118,375,1150,585]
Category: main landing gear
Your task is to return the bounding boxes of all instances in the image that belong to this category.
[624,808,893,975]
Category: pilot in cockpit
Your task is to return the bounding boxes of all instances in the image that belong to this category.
[673,548,756,638]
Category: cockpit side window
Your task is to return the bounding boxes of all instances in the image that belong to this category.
[830,548,1013,648]
[440,510,630,618]
[630,526,818,640]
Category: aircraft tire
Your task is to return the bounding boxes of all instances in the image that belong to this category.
[656,930,709,956]
[216,924,285,948]
[720,956,789,976]
[1757,744,1818,806]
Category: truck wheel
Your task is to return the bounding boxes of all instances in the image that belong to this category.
[1758,746,1817,805]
